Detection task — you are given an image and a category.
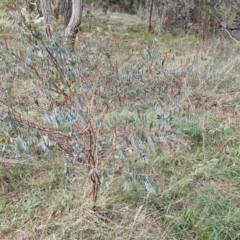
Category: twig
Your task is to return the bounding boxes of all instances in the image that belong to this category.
[224,28,239,43]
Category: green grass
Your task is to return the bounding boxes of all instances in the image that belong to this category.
[1,8,240,240]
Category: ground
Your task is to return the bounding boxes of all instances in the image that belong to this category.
[0,9,240,240]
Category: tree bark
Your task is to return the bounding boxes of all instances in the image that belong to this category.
[40,0,52,41]
[148,0,154,33]
[40,0,82,50]
[61,0,72,26]
[54,0,72,26]
[63,0,82,37]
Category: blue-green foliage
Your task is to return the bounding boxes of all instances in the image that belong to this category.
[0,13,200,201]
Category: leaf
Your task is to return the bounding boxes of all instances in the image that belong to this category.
[65,177,71,192]
[68,125,73,137]
[122,136,129,145]
[154,101,165,115]
[159,136,167,143]
[81,85,92,92]
[97,141,102,151]
[147,136,155,151]
[124,181,132,191]
[144,48,151,58]
[6,121,16,133]
[101,169,113,184]
[171,132,179,139]
[89,168,99,175]
[136,131,147,142]
[144,177,157,195]
[169,96,180,111]
[130,136,140,153]
[75,97,83,110]
[118,148,127,161]
[94,118,102,129]
[76,157,86,164]
[186,114,200,123]
[131,174,146,182]
[43,112,52,123]
[140,153,149,163]
[77,113,88,123]
[0,113,8,121]
[19,138,29,152]
[159,119,167,127]
[53,116,60,129]
[100,176,107,184]
[0,144,6,152]
[145,182,156,194]
[39,140,51,156]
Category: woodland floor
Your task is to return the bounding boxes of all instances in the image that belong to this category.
[0,9,240,240]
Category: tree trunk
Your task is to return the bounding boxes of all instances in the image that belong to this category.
[63,0,82,37]
[148,0,154,33]
[54,0,72,26]
[61,0,73,26]
[40,0,52,41]
[40,0,82,50]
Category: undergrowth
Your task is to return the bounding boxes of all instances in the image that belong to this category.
[0,9,240,240]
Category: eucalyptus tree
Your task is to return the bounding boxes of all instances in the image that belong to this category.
[40,0,52,41]
[148,0,154,32]
[0,0,200,209]
[40,0,82,47]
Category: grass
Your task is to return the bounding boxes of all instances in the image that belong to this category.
[1,8,240,240]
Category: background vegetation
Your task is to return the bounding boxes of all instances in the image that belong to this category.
[0,1,240,240]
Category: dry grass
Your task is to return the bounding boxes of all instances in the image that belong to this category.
[1,9,240,240]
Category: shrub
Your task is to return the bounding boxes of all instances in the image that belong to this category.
[0,13,198,208]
